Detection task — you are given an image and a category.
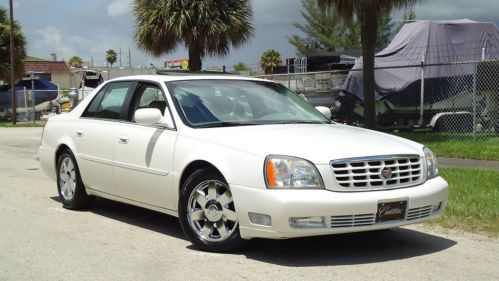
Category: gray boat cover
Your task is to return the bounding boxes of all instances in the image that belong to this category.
[343,19,499,100]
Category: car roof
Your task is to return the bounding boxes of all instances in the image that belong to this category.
[108,74,270,84]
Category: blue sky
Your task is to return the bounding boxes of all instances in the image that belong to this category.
[1,0,499,70]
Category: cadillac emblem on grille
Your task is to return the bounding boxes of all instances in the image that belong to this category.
[381,167,393,179]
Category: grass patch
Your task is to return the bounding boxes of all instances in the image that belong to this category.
[394,131,499,160]
[431,168,499,236]
[0,121,44,127]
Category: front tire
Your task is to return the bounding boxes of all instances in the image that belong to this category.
[179,168,246,252]
[56,150,93,209]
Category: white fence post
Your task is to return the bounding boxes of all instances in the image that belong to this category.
[419,53,426,126]
[23,87,27,122]
[472,61,478,140]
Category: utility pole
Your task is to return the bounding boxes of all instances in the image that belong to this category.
[91,56,94,68]
[119,48,122,67]
[9,0,16,125]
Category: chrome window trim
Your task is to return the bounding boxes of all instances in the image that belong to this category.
[78,116,178,132]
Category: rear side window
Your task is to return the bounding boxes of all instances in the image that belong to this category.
[83,81,133,120]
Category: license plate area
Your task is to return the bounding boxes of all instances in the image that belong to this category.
[376,200,407,222]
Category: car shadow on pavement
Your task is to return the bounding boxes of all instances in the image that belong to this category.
[50,196,456,266]
[50,196,186,241]
[241,228,457,267]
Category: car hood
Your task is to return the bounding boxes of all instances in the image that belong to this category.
[181,123,424,164]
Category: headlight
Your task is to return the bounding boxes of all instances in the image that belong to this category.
[424,147,438,179]
[264,155,324,189]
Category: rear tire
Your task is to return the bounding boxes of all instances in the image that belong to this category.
[56,150,94,209]
[178,168,247,252]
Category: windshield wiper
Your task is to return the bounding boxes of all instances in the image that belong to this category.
[270,120,330,125]
[196,122,261,128]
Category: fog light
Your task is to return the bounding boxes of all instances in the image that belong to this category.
[289,216,326,228]
[248,212,272,226]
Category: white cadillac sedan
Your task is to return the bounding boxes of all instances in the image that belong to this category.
[39,75,448,252]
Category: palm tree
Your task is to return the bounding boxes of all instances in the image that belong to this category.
[317,0,420,129]
[105,49,117,68]
[260,49,282,74]
[133,0,254,71]
[0,6,26,84]
[68,56,83,68]
[233,62,251,73]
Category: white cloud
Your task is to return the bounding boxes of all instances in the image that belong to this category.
[35,26,62,46]
[107,0,133,17]
[32,26,78,60]
[59,46,77,60]
[69,36,88,46]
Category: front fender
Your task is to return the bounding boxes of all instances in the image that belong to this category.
[173,135,265,208]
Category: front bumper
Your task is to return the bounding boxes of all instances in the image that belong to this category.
[230,176,448,239]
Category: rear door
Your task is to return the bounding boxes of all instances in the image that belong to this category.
[75,81,134,193]
[112,82,178,210]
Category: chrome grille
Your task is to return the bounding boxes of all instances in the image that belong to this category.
[328,204,438,229]
[407,205,433,220]
[330,155,423,190]
[330,214,375,228]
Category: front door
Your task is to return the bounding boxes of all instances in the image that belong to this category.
[113,82,177,210]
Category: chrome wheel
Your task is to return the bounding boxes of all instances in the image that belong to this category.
[58,156,76,201]
[187,180,238,242]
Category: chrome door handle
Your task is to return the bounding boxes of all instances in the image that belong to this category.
[119,137,129,144]
[76,130,84,137]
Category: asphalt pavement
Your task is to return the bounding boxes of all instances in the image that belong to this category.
[0,127,498,281]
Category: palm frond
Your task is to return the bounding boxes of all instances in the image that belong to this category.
[133,0,254,68]
[0,6,26,83]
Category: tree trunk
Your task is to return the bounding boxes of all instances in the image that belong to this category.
[188,44,202,72]
[360,4,378,130]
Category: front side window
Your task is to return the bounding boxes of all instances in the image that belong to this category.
[166,79,331,127]
[127,83,168,122]
[138,86,165,107]
[83,81,133,120]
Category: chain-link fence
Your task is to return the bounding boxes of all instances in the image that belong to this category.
[257,60,499,141]
[258,69,350,114]
[0,88,93,122]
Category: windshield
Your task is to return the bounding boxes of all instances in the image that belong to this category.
[166,79,331,127]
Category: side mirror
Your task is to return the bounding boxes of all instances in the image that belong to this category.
[315,106,332,119]
[134,108,174,128]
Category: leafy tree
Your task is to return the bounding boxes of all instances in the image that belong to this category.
[0,6,26,84]
[134,0,255,72]
[233,62,251,72]
[395,10,416,33]
[68,56,83,68]
[317,0,420,129]
[376,12,395,51]
[260,49,282,74]
[290,0,397,56]
[289,0,360,56]
[105,49,117,67]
